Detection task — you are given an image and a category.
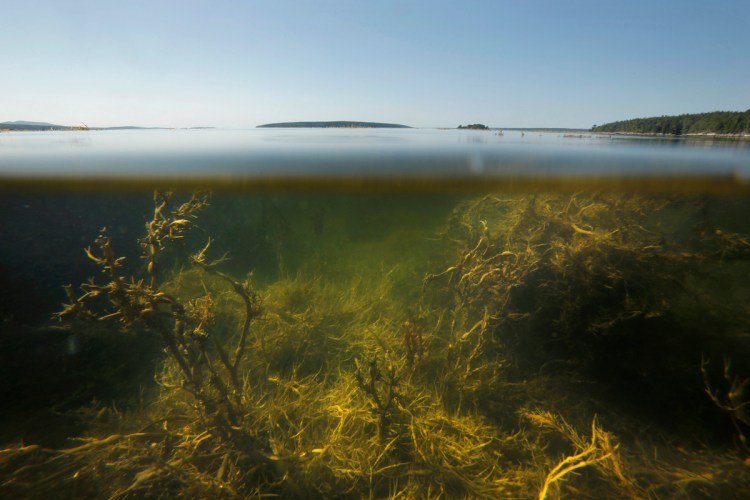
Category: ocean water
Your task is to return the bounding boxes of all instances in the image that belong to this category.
[1,129,749,498]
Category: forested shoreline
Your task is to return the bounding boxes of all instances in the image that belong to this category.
[592,110,749,135]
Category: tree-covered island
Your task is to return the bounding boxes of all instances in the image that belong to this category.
[592,110,749,136]
[457,123,489,130]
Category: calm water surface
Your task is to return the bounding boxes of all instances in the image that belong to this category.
[1,128,748,185]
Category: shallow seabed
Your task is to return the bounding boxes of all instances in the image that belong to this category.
[1,188,750,498]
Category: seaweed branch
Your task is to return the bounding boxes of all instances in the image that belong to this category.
[140,190,209,289]
[523,410,625,500]
[191,238,263,390]
[701,355,750,451]
[403,317,424,371]
[54,191,269,460]
[355,355,403,443]
[537,417,617,500]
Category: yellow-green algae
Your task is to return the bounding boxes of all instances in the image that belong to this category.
[2,190,749,499]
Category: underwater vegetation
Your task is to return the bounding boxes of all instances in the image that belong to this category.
[1,189,750,498]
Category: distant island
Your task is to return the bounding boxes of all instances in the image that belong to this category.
[457,123,489,130]
[257,121,411,129]
[0,120,214,132]
[0,121,74,131]
[592,110,750,136]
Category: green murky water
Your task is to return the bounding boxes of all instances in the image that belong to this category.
[2,188,749,498]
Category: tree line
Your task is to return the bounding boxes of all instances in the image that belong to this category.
[592,110,750,135]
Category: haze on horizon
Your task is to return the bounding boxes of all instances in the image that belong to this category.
[1,0,748,130]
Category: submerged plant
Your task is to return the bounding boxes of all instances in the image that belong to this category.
[403,317,425,371]
[5,189,750,498]
[701,355,750,451]
[52,190,276,493]
[523,410,626,500]
[355,354,403,443]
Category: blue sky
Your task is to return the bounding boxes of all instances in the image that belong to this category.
[1,0,748,128]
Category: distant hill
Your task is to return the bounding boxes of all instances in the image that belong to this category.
[592,110,750,136]
[1,121,214,131]
[0,121,68,131]
[8,120,60,127]
[257,121,411,129]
